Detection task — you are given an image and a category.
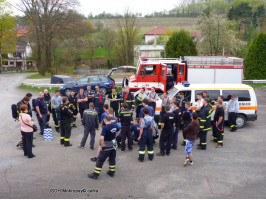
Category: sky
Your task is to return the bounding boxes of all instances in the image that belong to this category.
[7,0,180,17]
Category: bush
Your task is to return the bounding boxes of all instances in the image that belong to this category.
[244,32,266,80]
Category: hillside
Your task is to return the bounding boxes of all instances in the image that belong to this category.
[91,17,199,34]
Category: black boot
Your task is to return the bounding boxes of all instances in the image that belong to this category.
[56,128,60,133]
[181,141,186,146]
[64,141,72,147]
[60,139,64,145]
[88,173,99,180]
[107,171,115,177]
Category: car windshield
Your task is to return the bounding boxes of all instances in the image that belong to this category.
[167,88,178,98]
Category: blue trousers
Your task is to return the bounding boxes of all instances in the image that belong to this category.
[139,128,154,161]
[172,127,179,148]
[36,113,47,134]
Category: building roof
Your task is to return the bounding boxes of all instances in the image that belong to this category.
[144,27,168,35]
[15,25,30,37]
[190,32,200,38]
[136,45,165,51]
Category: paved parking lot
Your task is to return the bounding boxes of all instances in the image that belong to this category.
[1,73,266,199]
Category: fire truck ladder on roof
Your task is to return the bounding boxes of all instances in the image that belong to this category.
[182,56,244,66]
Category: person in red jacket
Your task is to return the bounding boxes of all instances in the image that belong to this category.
[183,112,199,166]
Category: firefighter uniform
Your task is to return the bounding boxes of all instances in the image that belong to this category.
[76,93,88,122]
[119,109,133,151]
[122,92,135,110]
[198,104,213,150]
[85,89,95,105]
[89,123,120,179]
[44,93,51,128]
[108,92,121,117]
[135,93,147,120]
[51,96,62,132]
[213,106,225,146]
[139,117,155,161]
[80,108,99,149]
[68,95,78,127]
[94,93,106,122]
[60,103,74,146]
[158,96,170,126]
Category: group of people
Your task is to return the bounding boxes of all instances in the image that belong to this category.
[16,85,239,180]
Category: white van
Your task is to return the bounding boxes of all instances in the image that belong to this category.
[155,83,258,128]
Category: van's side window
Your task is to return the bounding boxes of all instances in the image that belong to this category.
[222,90,251,101]
[195,90,220,101]
[175,91,191,102]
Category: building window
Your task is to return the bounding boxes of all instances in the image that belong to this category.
[2,61,8,65]
[13,52,22,57]
[10,62,14,65]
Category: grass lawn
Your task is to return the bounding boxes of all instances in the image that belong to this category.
[246,83,266,88]
[18,84,59,93]
[26,73,52,79]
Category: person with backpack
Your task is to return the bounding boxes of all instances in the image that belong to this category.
[138,107,156,162]
[19,104,35,158]
[51,90,62,132]
[35,92,49,135]
[17,97,30,116]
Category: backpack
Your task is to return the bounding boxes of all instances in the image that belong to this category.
[55,105,61,121]
[11,104,18,119]
[32,99,37,112]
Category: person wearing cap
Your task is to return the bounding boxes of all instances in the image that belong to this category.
[88,115,121,180]
[94,89,106,122]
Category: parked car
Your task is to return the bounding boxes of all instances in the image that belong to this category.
[51,75,74,84]
[59,75,115,96]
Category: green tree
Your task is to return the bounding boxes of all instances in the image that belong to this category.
[165,30,197,58]
[244,32,266,80]
[0,0,17,73]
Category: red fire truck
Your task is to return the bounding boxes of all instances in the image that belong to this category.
[108,56,244,92]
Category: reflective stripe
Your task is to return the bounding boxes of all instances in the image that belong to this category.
[64,138,70,141]
[222,133,224,136]
[55,125,59,127]
[94,170,101,174]
[200,126,204,128]
[109,165,116,168]
[60,137,65,139]
[109,169,116,171]
[95,167,102,170]
[201,142,207,145]
[207,115,211,118]
[148,151,154,154]
[200,119,206,122]
[139,151,145,154]
[184,139,187,142]
[218,141,223,143]
[214,137,217,139]
[203,128,211,131]
[158,123,162,125]
[230,125,234,128]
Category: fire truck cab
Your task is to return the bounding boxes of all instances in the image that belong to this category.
[110,56,244,93]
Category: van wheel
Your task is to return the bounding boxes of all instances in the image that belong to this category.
[122,77,129,88]
[236,114,246,128]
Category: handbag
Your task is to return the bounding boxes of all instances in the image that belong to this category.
[21,115,38,132]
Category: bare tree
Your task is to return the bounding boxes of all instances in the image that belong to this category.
[18,0,78,75]
[113,10,139,66]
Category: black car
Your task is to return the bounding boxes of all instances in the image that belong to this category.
[51,75,74,84]
[59,75,115,96]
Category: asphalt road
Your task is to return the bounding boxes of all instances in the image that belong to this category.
[1,73,266,199]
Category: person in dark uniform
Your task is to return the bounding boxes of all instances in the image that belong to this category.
[213,99,225,148]
[197,98,213,150]
[119,103,133,151]
[68,90,78,128]
[157,105,175,156]
[88,116,121,180]
[78,102,99,149]
[182,102,193,146]
[85,85,95,106]
[171,101,182,150]
[26,93,33,117]
[35,92,49,135]
[120,87,126,109]
[166,72,174,91]
[94,89,106,122]
[158,92,171,127]
[76,88,88,123]
[121,87,135,111]
[60,97,78,147]
[135,88,147,122]
[203,91,216,106]
[131,120,140,142]
[107,87,121,117]
[138,107,156,162]
[17,97,30,115]
[44,89,51,128]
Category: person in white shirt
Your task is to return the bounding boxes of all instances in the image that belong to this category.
[196,93,203,111]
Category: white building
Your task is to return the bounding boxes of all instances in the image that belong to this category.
[134,44,165,65]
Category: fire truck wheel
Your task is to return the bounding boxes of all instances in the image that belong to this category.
[122,77,129,87]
